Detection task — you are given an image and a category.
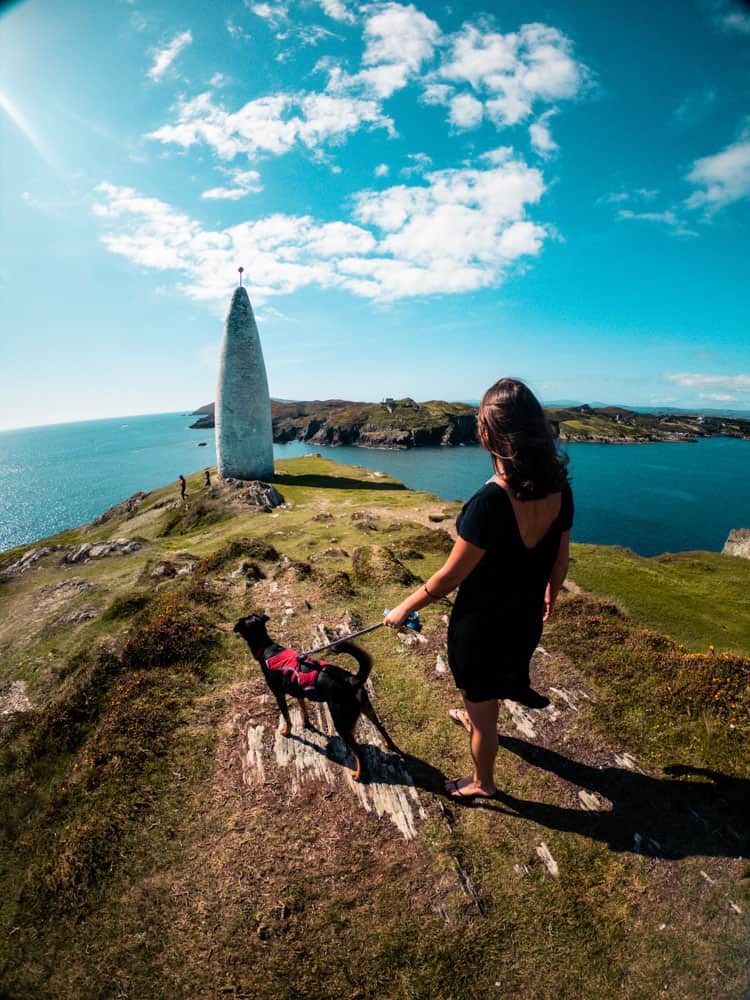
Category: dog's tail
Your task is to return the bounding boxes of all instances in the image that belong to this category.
[332,640,372,688]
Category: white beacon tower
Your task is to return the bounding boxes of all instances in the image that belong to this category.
[215,269,274,480]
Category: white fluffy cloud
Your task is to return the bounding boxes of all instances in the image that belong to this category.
[148,90,394,159]
[201,170,263,200]
[686,132,750,211]
[449,92,484,129]
[250,3,288,27]
[435,22,587,127]
[529,109,557,156]
[93,154,548,302]
[322,2,441,99]
[147,30,192,82]
[666,372,750,392]
[316,0,355,23]
[362,2,441,71]
[610,121,750,228]
[149,8,587,181]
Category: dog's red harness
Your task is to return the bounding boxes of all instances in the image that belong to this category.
[262,647,330,699]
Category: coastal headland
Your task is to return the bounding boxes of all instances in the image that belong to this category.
[190,398,750,447]
[1,457,748,998]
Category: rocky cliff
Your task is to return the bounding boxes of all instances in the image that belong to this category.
[723,528,750,559]
[191,398,478,448]
[190,399,750,448]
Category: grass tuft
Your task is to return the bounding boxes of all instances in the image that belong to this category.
[121,596,218,671]
[194,537,280,575]
[157,501,224,537]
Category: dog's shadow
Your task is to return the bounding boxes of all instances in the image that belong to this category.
[282,724,447,793]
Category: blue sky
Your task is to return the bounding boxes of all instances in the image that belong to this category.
[1,0,749,430]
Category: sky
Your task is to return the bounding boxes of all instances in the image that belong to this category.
[1,0,749,430]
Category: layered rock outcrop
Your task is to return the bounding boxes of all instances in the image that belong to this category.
[723,528,750,559]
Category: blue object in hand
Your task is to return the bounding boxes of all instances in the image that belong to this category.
[383,610,422,632]
[405,611,421,632]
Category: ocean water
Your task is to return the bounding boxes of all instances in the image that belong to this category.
[1,411,749,557]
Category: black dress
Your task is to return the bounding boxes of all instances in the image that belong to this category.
[447,480,574,702]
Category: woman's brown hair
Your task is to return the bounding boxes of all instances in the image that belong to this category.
[477,378,569,500]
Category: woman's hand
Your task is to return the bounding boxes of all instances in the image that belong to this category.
[384,538,485,630]
[384,602,412,628]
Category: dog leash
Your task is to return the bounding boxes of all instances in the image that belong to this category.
[299,611,421,658]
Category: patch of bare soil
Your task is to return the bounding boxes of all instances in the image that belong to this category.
[32,578,93,617]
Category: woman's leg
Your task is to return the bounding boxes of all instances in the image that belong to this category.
[446,697,498,797]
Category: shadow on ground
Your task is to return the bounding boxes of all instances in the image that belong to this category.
[282,724,447,792]
[261,717,749,860]
[482,736,750,859]
[272,473,406,492]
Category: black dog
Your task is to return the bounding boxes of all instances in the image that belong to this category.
[233,614,400,781]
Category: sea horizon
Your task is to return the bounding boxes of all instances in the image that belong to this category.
[1,410,749,559]
[4,397,750,436]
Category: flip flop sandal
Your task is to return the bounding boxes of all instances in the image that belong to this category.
[445,778,496,801]
[448,708,473,733]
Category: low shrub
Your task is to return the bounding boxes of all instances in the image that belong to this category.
[20,666,197,912]
[194,537,280,575]
[667,651,749,726]
[547,594,750,748]
[101,590,151,622]
[157,502,223,537]
[319,570,355,597]
[24,647,122,760]
[121,596,217,670]
[393,526,454,556]
[182,577,225,607]
[352,546,421,587]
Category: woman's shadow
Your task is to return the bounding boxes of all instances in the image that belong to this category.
[490,735,749,860]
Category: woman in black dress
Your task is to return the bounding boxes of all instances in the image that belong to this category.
[384,378,573,800]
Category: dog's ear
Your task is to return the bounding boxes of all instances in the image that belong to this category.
[261,614,270,624]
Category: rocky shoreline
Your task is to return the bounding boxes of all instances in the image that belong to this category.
[189,398,750,449]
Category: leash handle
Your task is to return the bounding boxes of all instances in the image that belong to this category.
[299,611,421,658]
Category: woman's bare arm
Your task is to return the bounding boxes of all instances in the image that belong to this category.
[384,537,486,627]
[544,530,570,621]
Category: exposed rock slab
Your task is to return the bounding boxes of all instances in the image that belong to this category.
[0,679,33,717]
[723,528,750,559]
[0,546,61,577]
[63,538,142,564]
[241,702,426,841]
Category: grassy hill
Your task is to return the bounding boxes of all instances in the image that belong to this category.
[568,544,750,656]
[1,458,748,999]
[190,399,750,447]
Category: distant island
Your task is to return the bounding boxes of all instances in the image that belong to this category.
[189,398,750,448]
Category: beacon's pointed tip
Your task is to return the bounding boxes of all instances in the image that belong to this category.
[230,284,250,307]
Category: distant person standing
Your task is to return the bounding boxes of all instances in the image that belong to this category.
[385,378,573,801]
[204,469,211,488]
[179,474,187,500]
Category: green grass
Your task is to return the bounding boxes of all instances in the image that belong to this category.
[569,543,750,656]
[545,594,749,769]
[1,456,748,1000]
